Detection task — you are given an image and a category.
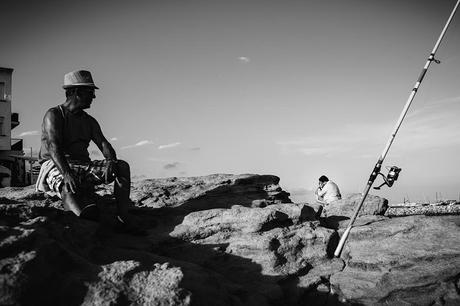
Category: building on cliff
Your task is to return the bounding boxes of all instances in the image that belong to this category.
[0,67,34,187]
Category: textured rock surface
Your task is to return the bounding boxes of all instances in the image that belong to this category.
[170,204,337,275]
[330,215,460,305]
[386,203,460,216]
[1,174,459,306]
[321,193,389,230]
[103,174,292,211]
[83,261,191,306]
[322,193,388,218]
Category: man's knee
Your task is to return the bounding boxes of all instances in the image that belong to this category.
[116,159,130,174]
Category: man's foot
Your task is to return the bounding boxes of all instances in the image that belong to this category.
[115,215,148,236]
[79,204,100,222]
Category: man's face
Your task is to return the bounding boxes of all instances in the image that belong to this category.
[78,87,96,109]
[319,181,326,188]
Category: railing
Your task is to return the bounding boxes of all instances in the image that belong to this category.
[11,113,19,129]
[11,138,23,151]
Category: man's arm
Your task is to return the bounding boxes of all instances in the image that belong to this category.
[317,186,327,198]
[90,117,117,160]
[90,117,119,182]
[43,108,78,193]
[315,188,326,204]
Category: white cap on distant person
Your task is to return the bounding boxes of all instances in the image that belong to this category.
[63,70,99,89]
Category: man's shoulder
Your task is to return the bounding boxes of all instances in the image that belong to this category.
[45,105,60,113]
[328,181,340,190]
[43,106,63,120]
[325,181,337,188]
[82,111,98,124]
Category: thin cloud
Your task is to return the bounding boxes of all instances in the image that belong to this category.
[190,147,201,151]
[121,140,154,149]
[164,162,180,170]
[18,130,40,137]
[298,146,353,156]
[135,140,153,146]
[238,56,250,63]
[406,95,460,119]
[149,158,184,164]
[149,158,172,163]
[278,97,460,158]
[395,97,460,150]
[158,142,181,150]
[277,123,389,158]
[110,137,118,141]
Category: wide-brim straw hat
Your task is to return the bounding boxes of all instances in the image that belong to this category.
[63,70,99,89]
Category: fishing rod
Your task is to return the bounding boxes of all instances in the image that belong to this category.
[334,0,460,258]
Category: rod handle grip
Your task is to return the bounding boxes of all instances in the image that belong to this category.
[334,226,352,257]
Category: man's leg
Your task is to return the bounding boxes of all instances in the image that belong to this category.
[113,160,132,219]
[62,186,83,215]
[62,185,99,221]
[111,160,146,235]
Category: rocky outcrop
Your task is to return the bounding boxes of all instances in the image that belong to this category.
[330,215,460,305]
[170,204,336,274]
[322,193,388,218]
[168,203,340,304]
[1,174,459,306]
[0,174,304,306]
[103,174,292,212]
[321,193,389,230]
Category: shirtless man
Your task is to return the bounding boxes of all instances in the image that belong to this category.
[36,70,141,233]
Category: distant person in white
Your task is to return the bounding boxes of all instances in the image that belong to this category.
[315,175,341,205]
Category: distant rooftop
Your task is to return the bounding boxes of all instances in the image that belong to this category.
[0,67,14,72]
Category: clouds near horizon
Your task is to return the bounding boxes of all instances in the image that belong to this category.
[16,130,40,137]
[399,95,460,150]
[158,142,181,150]
[276,122,389,158]
[121,140,154,150]
[164,162,180,170]
[278,95,460,158]
[238,56,250,63]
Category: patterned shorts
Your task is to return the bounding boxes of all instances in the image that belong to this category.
[46,159,115,195]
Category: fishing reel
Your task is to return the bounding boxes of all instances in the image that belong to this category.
[373,166,402,190]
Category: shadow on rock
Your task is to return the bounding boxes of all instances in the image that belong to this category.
[1,175,348,306]
[320,216,350,230]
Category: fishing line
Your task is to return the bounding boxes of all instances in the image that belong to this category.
[334,0,460,257]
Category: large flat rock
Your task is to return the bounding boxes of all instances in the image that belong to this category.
[322,193,388,218]
[330,215,460,305]
[100,173,291,212]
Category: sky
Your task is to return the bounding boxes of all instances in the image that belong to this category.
[2,0,460,203]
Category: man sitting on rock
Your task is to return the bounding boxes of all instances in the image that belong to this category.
[35,70,143,234]
[315,175,341,205]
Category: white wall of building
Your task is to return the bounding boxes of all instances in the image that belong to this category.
[0,68,13,151]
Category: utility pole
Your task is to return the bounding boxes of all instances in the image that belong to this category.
[29,147,33,185]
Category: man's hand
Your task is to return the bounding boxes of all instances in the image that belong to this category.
[63,171,79,193]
